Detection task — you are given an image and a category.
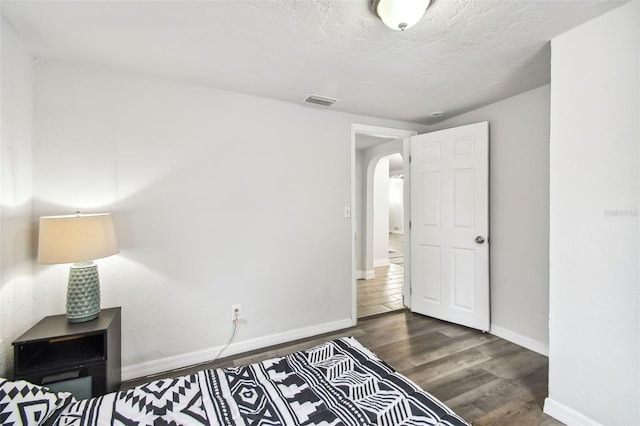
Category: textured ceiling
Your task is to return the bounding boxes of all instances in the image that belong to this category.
[1,0,627,124]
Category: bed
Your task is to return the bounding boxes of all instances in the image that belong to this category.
[1,337,469,425]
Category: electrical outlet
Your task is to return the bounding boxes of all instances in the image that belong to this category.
[231,304,241,321]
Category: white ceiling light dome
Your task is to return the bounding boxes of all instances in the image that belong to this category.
[371,0,432,31]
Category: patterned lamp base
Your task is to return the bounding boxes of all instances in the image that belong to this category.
[67,261,101,323]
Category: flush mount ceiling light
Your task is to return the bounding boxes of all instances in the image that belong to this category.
[371,0,432,31]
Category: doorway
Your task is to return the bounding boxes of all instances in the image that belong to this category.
[350,124,416,323]
[350,122,490,331]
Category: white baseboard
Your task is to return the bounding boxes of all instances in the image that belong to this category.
[489,325,549,356]
[544,397,603,426]
[373,258,390,267]
[356,270,375,280]
[121,318,353,381]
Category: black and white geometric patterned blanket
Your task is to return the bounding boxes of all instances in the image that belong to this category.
[53,337,469,425]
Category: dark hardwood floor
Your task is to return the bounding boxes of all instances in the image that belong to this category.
[122,310,563,425]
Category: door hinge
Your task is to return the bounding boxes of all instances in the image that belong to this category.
[409,155,412,163]
[409,221,412,229]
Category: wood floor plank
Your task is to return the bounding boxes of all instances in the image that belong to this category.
[473,393,558,426]
[473,336,523,357]
[406,348,494,388]
[356,304,391,317]
[481,347,549,380]
[407,333,497,366]
[464,377,536,414]
[359,293,402,307]
[356,288,402,297]
[444,376,509,411]
[424,366,500,402]
[450,402,487,422]
[383,300,404,310]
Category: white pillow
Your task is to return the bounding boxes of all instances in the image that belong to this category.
[0,378,75,426]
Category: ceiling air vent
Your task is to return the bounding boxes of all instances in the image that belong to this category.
[304,94,339,107]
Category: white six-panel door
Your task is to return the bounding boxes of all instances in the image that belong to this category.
[410,122,489,331]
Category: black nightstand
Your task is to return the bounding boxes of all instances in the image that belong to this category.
[12,307,121,399]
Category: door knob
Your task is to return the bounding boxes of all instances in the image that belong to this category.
[475,236,485,244]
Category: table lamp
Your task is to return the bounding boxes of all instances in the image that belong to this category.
[38,212,119,323]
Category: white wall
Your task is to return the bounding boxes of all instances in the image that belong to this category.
[373,157,389,267]
[431,85,551,354]
[388,176,403,234]
[29,60,424,378]
[545,2,639,425]
[0,18,37,376]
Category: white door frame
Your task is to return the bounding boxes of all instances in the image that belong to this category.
[350,124,417,325]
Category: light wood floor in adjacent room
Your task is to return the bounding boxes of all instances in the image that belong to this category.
[357,232,406,318]
[357,263,404,317]
[122,311,563,426]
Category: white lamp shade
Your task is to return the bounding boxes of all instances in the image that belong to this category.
[38,213,119,264]
[373,0,432,31]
